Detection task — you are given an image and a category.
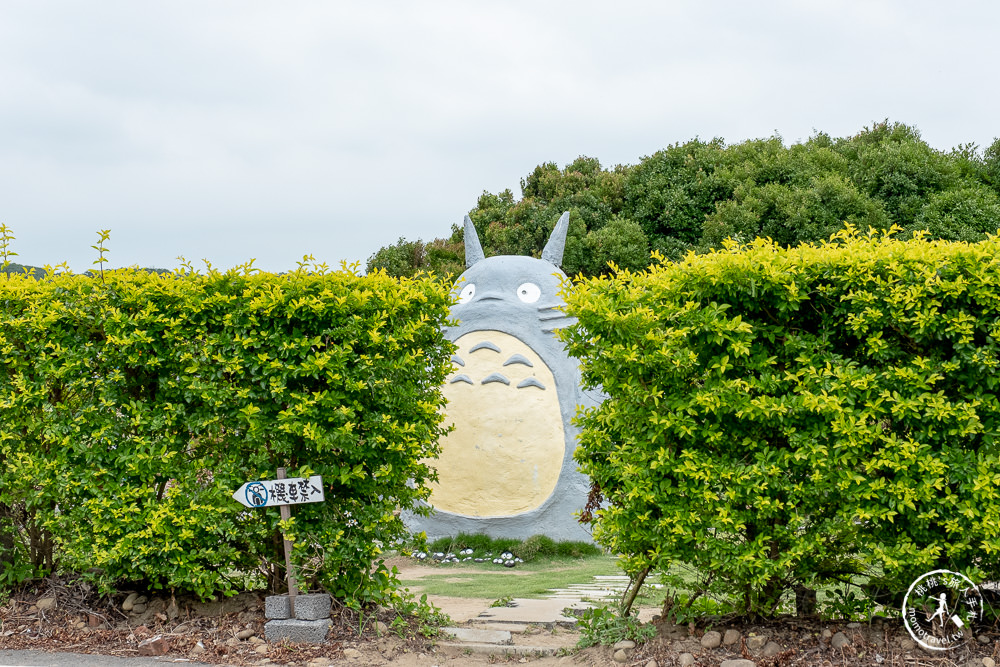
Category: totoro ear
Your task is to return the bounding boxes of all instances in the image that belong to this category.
[464,215,485,267]
[541,211,570,266]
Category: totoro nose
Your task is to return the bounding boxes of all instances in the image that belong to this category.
[473,291,504,302]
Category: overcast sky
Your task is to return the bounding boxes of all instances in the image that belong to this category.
[2,0,998,273]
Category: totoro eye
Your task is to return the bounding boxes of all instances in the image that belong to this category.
[458,283,475,304]
[516,282,541,303]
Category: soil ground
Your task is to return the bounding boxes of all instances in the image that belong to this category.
[2,565,1000,666]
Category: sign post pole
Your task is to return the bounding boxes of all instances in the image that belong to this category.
[232,471,323,621]
[276,467,298,618]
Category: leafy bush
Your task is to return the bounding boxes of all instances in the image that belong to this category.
[561,229,1000,617]
[0,258,454,604]
[555,540,602,559]
[516,535,558,561]
[575,605,656,647]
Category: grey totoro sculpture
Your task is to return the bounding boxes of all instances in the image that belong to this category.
[407,212,596,541]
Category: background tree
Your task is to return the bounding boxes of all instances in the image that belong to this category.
[904,185,1000,242]
[983,138,1000,190]
[624,137,733,257]
[583,216,649,274]
[0,263,38,276]
[700,136,890,247]
[365,227,464,278]
[366,121,1000,278]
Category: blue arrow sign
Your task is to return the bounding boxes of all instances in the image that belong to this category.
[232,475,324,508]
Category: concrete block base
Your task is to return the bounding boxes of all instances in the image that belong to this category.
[265,595,290,620]
[264,618,331,643]
[265,594,332,620]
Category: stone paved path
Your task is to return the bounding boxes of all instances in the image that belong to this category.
[433,572,662,656]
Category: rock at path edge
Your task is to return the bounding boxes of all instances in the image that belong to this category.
[762,641,782,657]
[137,635,170,656]
[701,630,722,648]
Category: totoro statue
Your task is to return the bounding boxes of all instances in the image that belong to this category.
[407,212,596,541]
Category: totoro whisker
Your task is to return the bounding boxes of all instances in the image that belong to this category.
[503,354,534,368]
[481,372,510,385]
[540,314,576,334]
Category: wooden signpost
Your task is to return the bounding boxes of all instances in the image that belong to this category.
[233,470,324,616]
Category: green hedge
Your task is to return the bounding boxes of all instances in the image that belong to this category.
[561,229,1000,616]
[0,263,453,602]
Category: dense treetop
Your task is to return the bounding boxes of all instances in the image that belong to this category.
[0,262,39,275]
[367,121,1000,278]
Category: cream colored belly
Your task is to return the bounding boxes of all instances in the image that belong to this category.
[428,330,565,517]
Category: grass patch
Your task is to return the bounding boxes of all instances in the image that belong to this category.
[399,555,622,600]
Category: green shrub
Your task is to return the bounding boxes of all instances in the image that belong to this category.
[0,260,454,603]
[517,535,558,561]
[424,533,599,562]
[561,228,1000,616]
[555,540,602,559]
[575,605,656,647]
[428,533,519,555]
